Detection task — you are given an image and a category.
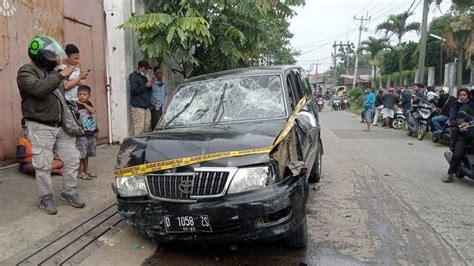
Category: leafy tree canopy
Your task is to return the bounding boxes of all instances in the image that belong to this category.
[120,0,304,77]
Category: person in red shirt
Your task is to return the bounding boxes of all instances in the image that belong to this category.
[17,120,64,176]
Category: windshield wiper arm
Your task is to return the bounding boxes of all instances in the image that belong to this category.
[165,90,199,127]
[212,84,228,124]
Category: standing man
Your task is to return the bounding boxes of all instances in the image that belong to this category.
[399,86,412,115]
[129,60,153,135]
[59,44,88,101]
[17,35,85,215]
[372,89,384,126]
[381,88,399,128]
[363,86,376,131]
[150,66,168,129]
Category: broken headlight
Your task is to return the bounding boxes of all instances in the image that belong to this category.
[116,175,148,197]
[227,166,272,194]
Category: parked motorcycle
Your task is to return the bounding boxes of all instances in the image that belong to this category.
[407,102,432,140]
[316,97,324,112]
[392,107,406,130]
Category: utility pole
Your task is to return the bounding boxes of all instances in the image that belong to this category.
[417,0,430,84]
[332,41,354,84]
[352,15,371,89]
[314,62,321,75]
[332,41,337,84]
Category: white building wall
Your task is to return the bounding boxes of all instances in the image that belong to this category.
[103,0,141,142]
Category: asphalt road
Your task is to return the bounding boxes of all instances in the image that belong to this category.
[7,110,472,265]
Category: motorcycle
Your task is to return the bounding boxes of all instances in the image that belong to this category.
[391,107,406,130]
[316,97,324,112]
[332,98,340,111]
[341,98,349,110]
[407,102,433,140]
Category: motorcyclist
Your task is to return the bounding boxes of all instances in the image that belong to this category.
[341,91,350,109]
[332,93,340,110]
[432,86,456,136]
[443,88,474,182]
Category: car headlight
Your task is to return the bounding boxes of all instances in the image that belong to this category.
[116,175,148,197]
[227,166,272,194]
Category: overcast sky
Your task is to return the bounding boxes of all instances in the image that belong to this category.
[289,0,452,73]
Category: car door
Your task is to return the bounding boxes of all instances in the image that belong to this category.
[286,69,319,171]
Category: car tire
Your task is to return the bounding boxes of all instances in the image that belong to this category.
[308,147,322,183]
[284,217,308,249]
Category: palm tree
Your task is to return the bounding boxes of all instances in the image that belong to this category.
[359,37,390,83]
[376,12,421,74]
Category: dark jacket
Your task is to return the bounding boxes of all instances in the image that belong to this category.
[436,94,456,116]
[400,90,412,110]
[382,93,399,110]
[17,63,65,125]
[129,72,151,109]
[375,93,383,107]
[448,100,474,125]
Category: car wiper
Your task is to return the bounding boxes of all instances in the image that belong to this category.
[212,84,228,124]
[165,90,199,127]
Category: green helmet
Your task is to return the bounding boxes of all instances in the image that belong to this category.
[28,35,66,71]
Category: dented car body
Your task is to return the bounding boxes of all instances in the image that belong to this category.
[113,66,323,248]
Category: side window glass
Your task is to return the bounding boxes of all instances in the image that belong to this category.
[286,74,297,109]
[291,70,305,99]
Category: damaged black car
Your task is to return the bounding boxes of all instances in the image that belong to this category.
[113,66,323,248]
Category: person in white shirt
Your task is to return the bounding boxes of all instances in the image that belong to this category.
[58,44,88,101]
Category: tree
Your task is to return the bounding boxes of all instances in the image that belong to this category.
[359,37,390,82]
[376,12,421,74]
[120,0,304,78]
[443,1,474,87]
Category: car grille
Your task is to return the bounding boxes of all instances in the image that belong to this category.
[146,171,230,200]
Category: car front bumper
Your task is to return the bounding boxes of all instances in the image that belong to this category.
[116,177,308,244]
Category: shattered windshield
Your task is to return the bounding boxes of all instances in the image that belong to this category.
[162,75,286,127]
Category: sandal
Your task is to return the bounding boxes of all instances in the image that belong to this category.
[78,173,92,180]
[86,172,98,178]
[442,174,454,183]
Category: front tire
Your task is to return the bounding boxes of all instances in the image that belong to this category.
[418,124,427,140]
[392,118,405,130]
[284,217,308,248]
[308,148,322,183]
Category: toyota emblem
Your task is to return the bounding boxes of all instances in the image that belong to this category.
[178,176,193,194]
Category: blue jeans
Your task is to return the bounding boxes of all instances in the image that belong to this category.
[432,115,448,132]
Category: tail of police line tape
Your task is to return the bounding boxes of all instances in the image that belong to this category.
[113,97,308,177]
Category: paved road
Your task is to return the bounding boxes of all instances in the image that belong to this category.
[4,110,473,265]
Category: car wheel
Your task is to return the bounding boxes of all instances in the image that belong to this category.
[308,148,322,183]
[284,217,308,249]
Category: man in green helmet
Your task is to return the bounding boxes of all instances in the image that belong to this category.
[17,35,85,215]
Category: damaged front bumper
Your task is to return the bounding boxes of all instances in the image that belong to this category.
[116,177,308,244]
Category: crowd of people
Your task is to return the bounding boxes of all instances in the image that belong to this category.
[360,83,474,183]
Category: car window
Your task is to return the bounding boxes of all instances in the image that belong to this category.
[162,75,287,127]
[291,70,307,99]
[286,74,299,109]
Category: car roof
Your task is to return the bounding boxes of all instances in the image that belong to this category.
[184,65,302,84]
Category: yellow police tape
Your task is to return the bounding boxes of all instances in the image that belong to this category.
[113,96,307,177]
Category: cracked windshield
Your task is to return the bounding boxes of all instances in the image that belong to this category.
[162,75,286,127]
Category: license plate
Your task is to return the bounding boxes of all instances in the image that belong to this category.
[164,215,212,233]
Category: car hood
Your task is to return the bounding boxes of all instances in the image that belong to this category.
[117,119,287,169]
